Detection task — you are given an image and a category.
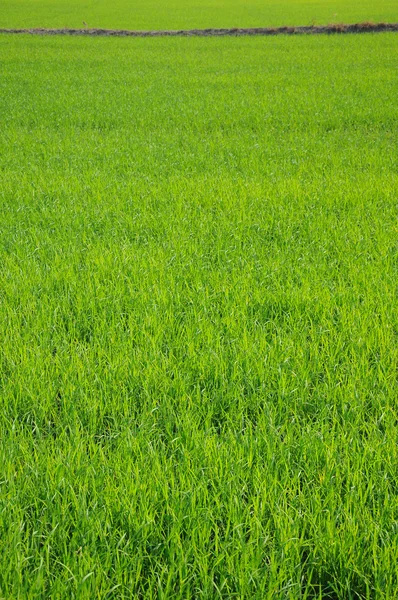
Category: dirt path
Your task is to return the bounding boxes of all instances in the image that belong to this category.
[0,22,397,37]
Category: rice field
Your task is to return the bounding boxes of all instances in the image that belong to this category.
[0,0,397,31]
[0,21,398,600]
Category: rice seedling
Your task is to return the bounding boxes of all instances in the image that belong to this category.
[0,31,397,599]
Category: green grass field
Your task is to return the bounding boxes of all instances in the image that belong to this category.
[1,0,398,30]
[1,27,398,600]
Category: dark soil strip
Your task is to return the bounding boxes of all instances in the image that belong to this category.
[1,22,397,37]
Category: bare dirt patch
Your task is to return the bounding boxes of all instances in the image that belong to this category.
[0,22,397,37]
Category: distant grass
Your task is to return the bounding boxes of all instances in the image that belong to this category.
[0,32,398,598]
[0,0,397,30]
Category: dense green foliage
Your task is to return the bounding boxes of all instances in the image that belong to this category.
[0,0,397,30]
[1,33,398,598]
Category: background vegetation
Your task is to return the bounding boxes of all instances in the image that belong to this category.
[0,0,397,30]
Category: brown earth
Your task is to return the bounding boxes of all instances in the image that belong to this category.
[0,22,397,37]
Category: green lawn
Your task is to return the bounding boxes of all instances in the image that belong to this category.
[1,32,398,598]
[0,0,397,30]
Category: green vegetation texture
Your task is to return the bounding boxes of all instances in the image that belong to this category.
[1,33,398,598]
[0,0,397,30]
